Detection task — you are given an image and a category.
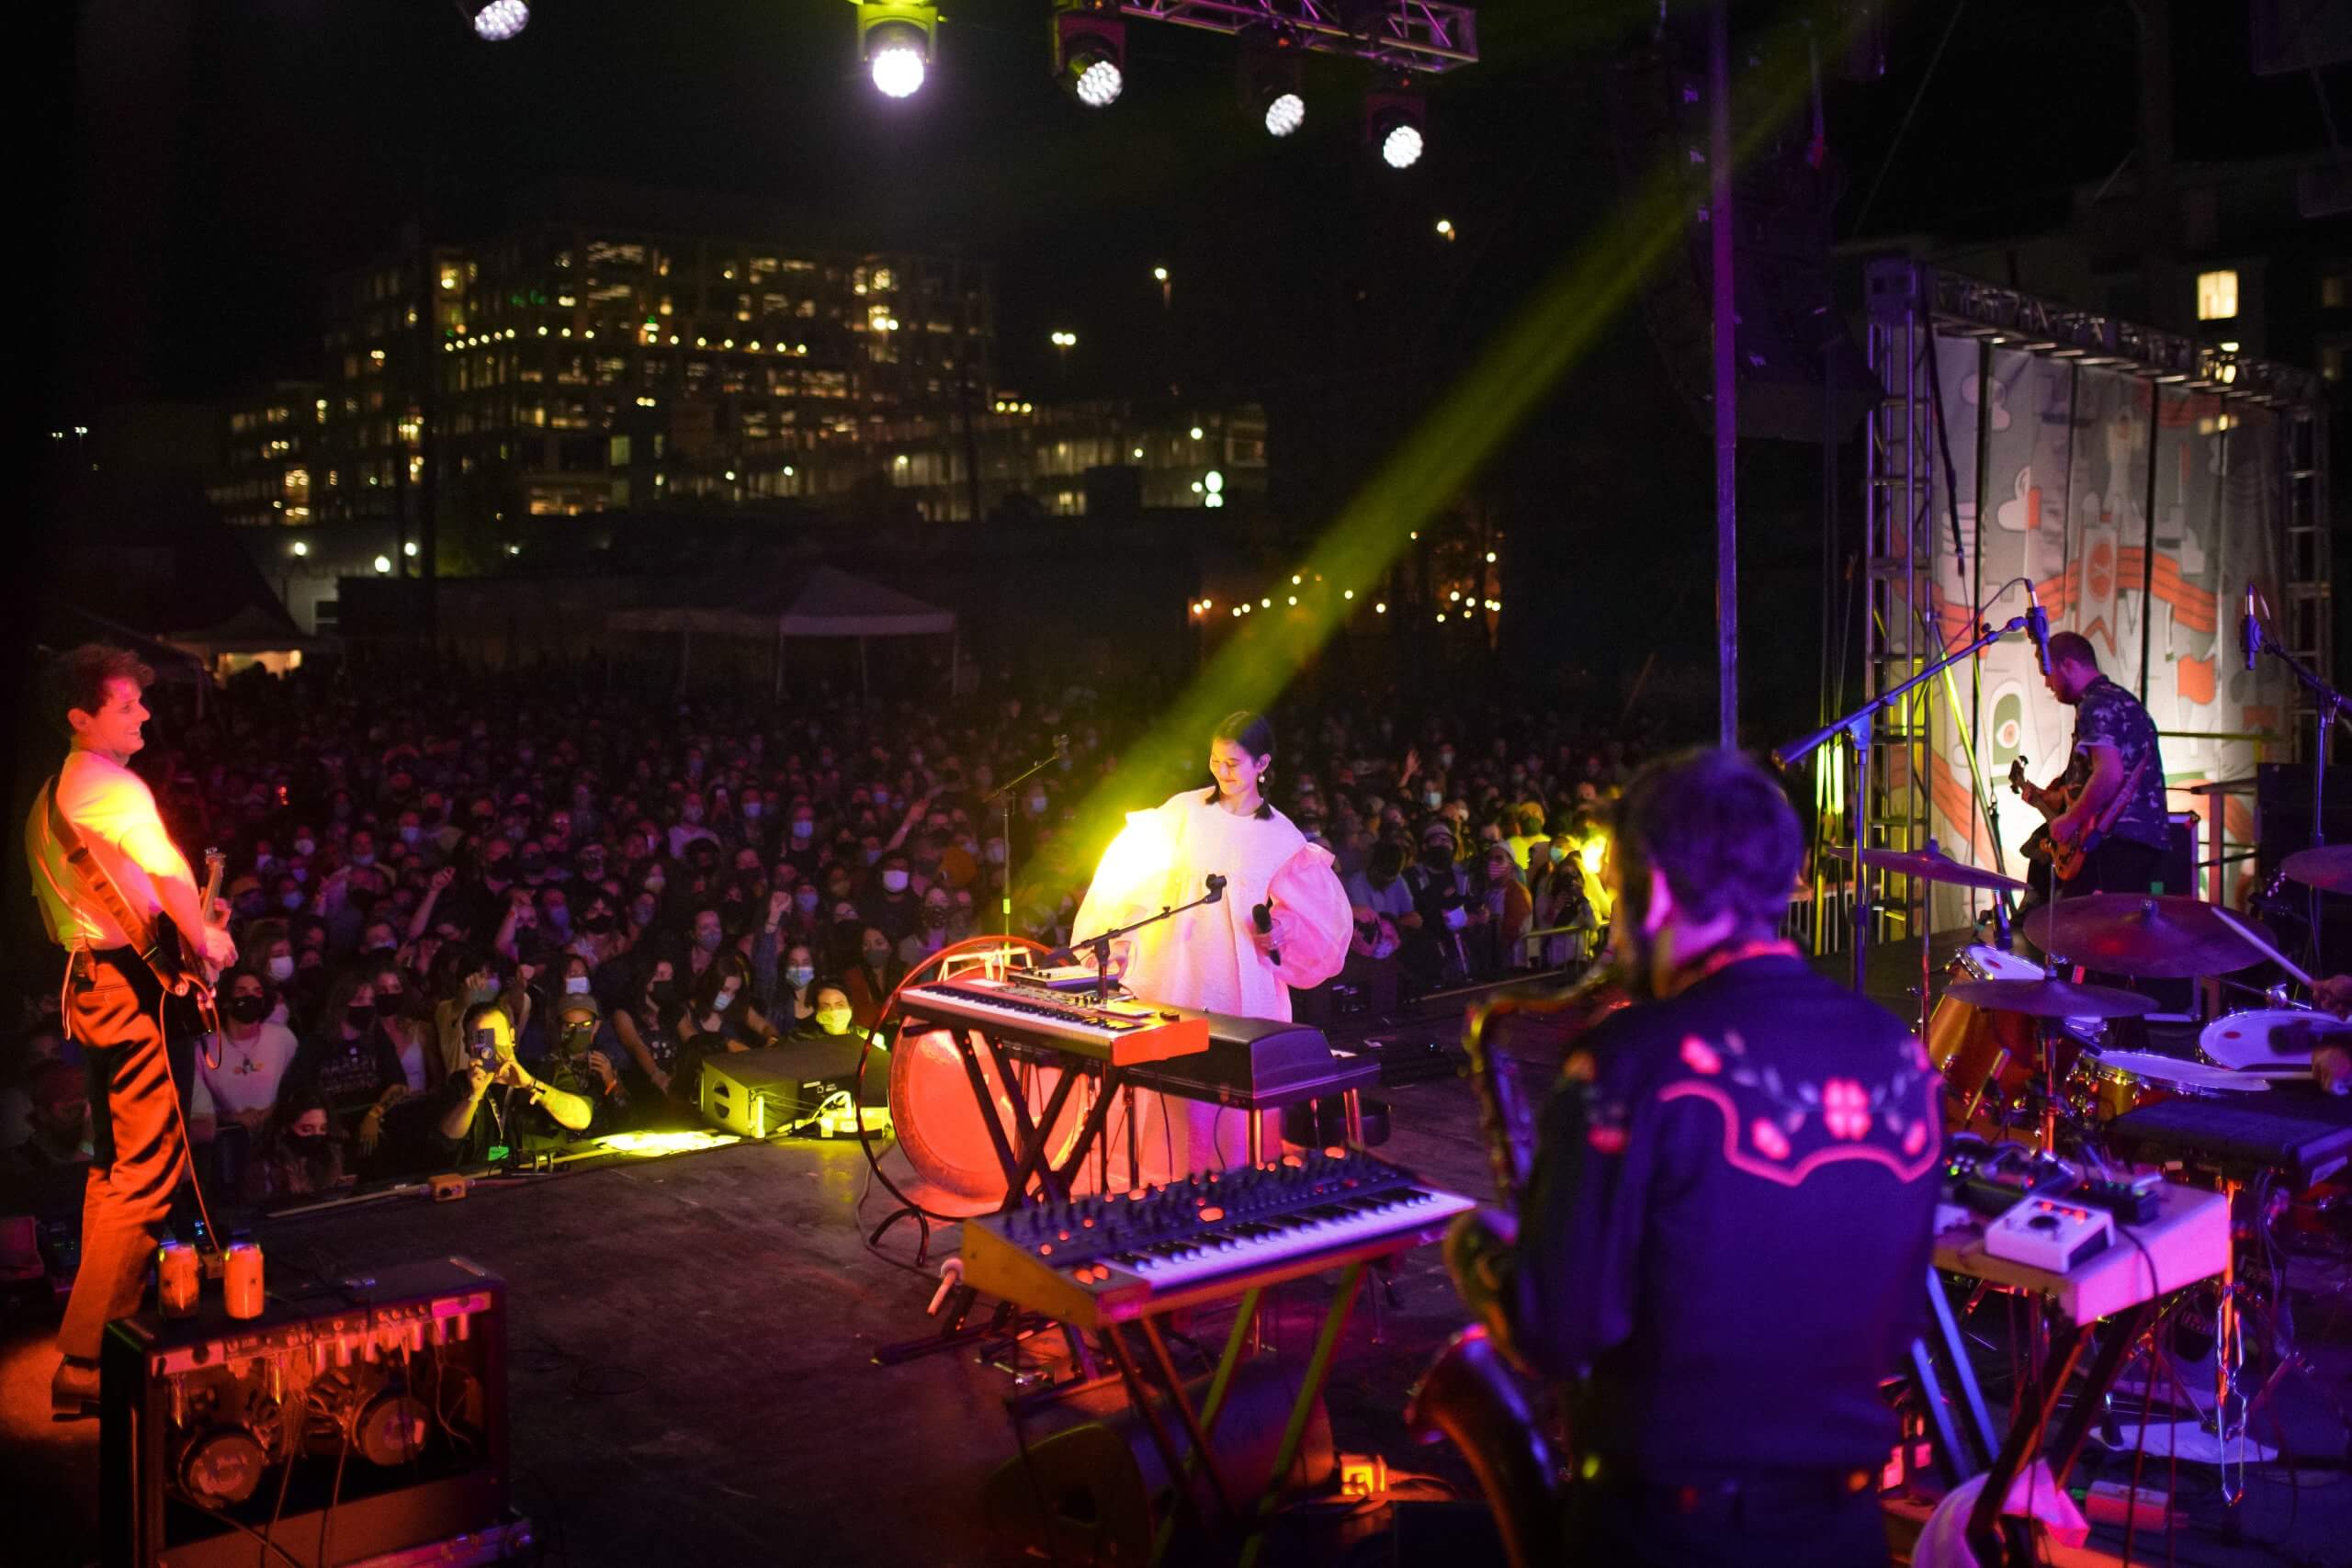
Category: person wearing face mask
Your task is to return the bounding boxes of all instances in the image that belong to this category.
[858,851,921,944]
[252,1088,348,1202]
[608,954,684,1097]
[283,972,408,1169]
[674,954,775,1061]
[1443,751,1938,1568]
[1069,712,1352,1178]
[770,942,821,1028]
[842,927,905,1032]
[1400,818,1477,988]
[896,889,957,970]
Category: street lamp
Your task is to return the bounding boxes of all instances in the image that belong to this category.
[1050,330,1077,380]
[1152,265,1170,310]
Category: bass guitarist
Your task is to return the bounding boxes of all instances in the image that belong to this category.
[23,645,235,1416]
[2013,631,2172,899]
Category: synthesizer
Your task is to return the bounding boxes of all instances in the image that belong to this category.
[960,1148,1476,1327]
[898,975,1210,1065]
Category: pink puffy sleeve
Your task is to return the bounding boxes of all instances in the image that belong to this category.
[1268,842,1354,991]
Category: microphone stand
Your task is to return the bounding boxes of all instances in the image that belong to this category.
[1057,874,1227,1004]
[986,736,1067,940]
[1774,615,2031,996]
[2250,636,2348,976]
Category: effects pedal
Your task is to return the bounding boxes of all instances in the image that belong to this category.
[1985,1196,2114,1272]
[2069,1175,2160,1225]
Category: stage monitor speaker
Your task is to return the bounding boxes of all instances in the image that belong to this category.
[699,1038,885,1138]
[980,1358,1333,1563]
[102,1257,516,1568]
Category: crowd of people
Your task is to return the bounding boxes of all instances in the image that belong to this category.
[2,659,1651,1201]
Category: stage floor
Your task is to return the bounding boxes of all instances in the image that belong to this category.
[6,1005,2350,1566]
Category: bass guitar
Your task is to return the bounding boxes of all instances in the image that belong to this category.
[2008,754,2150,884]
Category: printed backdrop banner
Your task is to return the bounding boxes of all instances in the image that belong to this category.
[1919,339,2288,927]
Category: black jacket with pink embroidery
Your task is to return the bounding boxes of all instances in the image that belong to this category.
[1502,953,1940,1476]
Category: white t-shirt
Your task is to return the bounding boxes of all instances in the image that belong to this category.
[199,1021,300,1115]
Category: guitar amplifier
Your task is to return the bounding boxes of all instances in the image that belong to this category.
[101,1257,519,1568]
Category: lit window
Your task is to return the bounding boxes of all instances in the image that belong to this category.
[2196,269,2238,321]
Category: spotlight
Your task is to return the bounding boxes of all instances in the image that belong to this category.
[857,2,937,99]
[1054,3,1125,109]
[465,0,529,41]
[1364,77,1427,169]
[1239,27,1306,139]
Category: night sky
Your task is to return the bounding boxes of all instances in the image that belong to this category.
[37,0,2332,731]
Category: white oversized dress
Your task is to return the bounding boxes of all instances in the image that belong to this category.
[1071,788,1353,1175]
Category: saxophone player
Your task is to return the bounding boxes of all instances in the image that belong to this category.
[1446,750,1940,1568]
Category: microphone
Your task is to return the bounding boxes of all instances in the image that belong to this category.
[1203,874,1227,903]
[2241,584,2263,673]
[1052,733,1069,759]
[2026,583,2052,677]
[1252,898,1282,966]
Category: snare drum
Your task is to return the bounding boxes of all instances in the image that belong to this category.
[2064,1048,2271,1121]
[1927,946,2072,1126]
[2198,1008,2352,1072]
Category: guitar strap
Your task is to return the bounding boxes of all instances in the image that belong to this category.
[38,774,169,969]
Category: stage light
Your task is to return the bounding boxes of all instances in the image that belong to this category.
[1238,27,1306,138]
[1055,3,1125,108]
[857,3,937,99]
[467,0,529,42]
[1365,78,1427,169]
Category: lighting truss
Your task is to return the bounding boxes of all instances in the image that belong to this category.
[1118,1,1476,74]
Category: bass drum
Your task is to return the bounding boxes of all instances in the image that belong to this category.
[1926,946,2046,1129]
[888,1027,1193,1203]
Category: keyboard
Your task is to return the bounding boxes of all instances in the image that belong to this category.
[899,976,1209,1066]
[960,1148,1477,1327]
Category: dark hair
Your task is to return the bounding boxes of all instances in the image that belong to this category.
[688,952,752,1015]
[1611,749,1802,934]
[1204,710,1278,818]
[2047,630,2098,672]
[1212,710,1275,762]
[41,643,153,737]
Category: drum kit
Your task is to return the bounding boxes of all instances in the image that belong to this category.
[1831,843,2352,1158]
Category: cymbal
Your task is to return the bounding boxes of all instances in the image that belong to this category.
[2280,845,2352,895]
[2021,894,2272,978]
[1945,978,2160,1020]
[1823,843,2030,893]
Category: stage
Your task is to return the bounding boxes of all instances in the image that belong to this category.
[6,998,2350,1567]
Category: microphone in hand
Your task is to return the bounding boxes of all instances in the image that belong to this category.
[1252,899,1282,966]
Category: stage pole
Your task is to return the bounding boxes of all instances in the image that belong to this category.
[1711,0,1739,748]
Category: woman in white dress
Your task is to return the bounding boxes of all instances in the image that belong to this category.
[1070,711,1352,1175]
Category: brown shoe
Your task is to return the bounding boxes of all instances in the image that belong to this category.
[51,1355,99,1420]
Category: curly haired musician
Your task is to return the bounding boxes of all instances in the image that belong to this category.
[24,645,236,1416]
[1448,750,1939,1568]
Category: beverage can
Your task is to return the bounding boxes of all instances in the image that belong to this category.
[157,1241,198,1317]
[223,1241,265,1320]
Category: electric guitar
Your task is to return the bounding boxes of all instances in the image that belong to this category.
[2007,756,2149,884]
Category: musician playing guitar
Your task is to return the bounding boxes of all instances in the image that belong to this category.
[2012,631,2172,898]
[24,645,236,1417]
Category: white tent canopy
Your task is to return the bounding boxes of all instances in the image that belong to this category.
[608,565,958,698]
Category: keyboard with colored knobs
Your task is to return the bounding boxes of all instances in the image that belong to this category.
[958,1148,1476,1327]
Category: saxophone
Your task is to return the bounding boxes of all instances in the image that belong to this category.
[1405,961,1631,1568]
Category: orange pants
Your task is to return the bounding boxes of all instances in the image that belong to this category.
[58,948,193,1361]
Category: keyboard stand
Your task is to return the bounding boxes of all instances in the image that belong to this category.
[873,1024,1134,1371]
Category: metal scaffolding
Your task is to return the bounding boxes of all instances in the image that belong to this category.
[1837,260,2333,966]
